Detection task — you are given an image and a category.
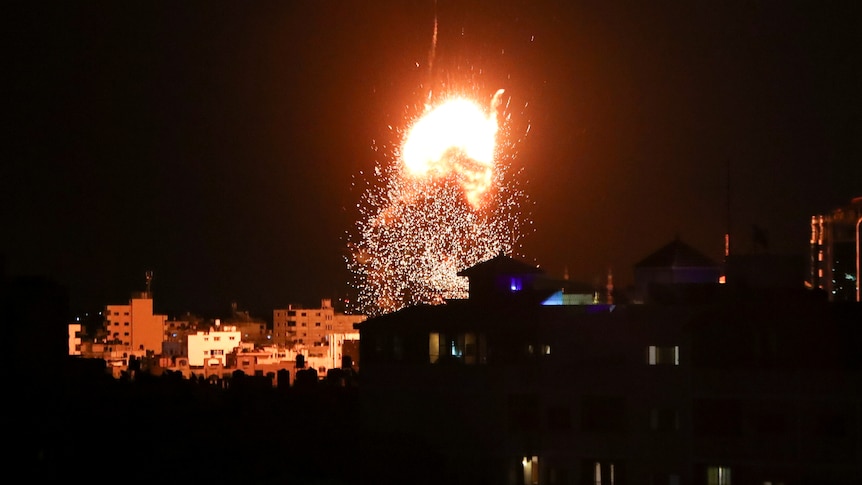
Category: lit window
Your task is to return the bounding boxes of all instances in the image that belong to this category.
[593,462,614,485]
[522,456,539,485]
[464,333,478,364]
[429,332,486,364]
[648,346,679,365]
[510,277,523,292]
[707,466,731,485]
[543,345,551,355]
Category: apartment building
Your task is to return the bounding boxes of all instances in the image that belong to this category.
[187,322,242,367]
[273,298,366,347]
[105,291,167,355]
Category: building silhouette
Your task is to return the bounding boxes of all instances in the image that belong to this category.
[632,237,721,304]
[359,249,862,485]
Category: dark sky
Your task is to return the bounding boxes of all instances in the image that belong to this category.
[5,1,860,319]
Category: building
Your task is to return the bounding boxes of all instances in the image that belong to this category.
[186,321,242,367]
[68,323,82,356]
[105,291,167,355]
[810,196,862,301]
[359,252,862,485]
[223,301,271,346]
[633,237,721,303]
[273,298,366,347]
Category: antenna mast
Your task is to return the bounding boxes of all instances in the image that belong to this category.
[145,270,154,297]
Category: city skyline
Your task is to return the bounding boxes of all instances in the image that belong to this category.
[5,1,860,318]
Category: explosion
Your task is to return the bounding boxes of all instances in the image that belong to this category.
[347,88,530,317]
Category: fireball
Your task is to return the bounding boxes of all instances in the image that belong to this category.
[401,89,504,208]
[347,88,529,317]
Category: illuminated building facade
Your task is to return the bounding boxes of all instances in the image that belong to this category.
[104,291,167,355]
[67,323,82,355]
[359,253,862,485]
[186,322,242,367]
[810,196,862,301]
[272,299,365,347]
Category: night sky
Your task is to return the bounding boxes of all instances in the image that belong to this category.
[5,1,860,319]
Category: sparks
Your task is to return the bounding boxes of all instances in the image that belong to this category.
[347,88,531,317]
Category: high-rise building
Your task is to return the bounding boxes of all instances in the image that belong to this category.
[809,196,862,301]
[105,291,167,355]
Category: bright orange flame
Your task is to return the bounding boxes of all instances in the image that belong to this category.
[402,89,504,208]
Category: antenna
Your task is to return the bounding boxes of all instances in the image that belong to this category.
[725,159,731,258]
[145,270,154,297]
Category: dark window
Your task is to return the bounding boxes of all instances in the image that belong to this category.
[581,396,627,433]
[817,412,848,438]
[693,399,742,436]
[547,406,572,431]
[752,410,787,435]
[508,393,539,433]
[650,408,679,432]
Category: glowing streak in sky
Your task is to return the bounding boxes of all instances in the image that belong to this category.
[346,88,530,317]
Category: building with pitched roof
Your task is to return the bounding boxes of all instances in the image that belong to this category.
[633,237,721,303]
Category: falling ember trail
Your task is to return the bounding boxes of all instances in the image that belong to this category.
[426,0,438,104]
[428,1,438,75]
